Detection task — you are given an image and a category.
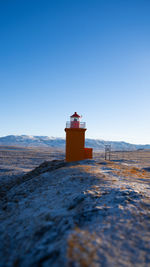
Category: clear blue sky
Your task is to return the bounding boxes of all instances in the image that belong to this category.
[0,0,150,144]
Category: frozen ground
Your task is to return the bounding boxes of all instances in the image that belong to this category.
[0,148,150,266]
[0,146,64,198]
[0,146,64,175]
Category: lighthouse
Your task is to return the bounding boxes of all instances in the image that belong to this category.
[65,112,93,162]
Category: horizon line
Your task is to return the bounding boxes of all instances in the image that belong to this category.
[0,134,150,146]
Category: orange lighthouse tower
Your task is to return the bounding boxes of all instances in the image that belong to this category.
[65,112,93,162]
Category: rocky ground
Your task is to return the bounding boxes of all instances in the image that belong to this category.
[0,148,150,266]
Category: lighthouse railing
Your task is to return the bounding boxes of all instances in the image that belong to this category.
[66,121,86,129]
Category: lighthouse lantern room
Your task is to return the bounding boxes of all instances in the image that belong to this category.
[70,112,80,128]
[65,112,93,162]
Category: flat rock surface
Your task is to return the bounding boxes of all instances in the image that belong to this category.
[0,154,150,267]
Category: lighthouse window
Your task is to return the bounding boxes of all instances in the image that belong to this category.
[74,118,77,121]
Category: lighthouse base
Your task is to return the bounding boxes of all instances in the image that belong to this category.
[84,148,93,159]
[65,148,93,162]
[65,128,93,162]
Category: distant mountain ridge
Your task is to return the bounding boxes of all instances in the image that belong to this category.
[0,135,150,151]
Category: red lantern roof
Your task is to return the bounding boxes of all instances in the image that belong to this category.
[71,112,81,118]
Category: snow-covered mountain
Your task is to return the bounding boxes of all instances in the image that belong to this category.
[0,135,65,148]
[0,135,150,150]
